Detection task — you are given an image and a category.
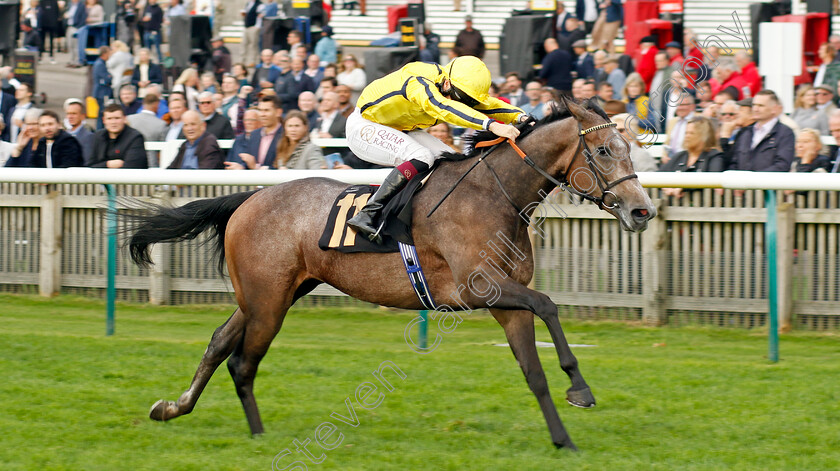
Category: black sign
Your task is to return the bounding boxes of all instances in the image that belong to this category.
[13,51,36,92]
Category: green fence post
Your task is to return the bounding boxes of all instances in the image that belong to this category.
[419,310,428,350]
[765,190,778,363]
[106,184,117,336]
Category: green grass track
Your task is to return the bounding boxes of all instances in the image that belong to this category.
[1,294,839,470]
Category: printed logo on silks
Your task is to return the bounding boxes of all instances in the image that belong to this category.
[360,126,406,153]
[402,168,412,179]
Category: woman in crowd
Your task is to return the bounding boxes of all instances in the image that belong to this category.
[792,85,829,135]
[273,111,327,170]
[199,72,220,93]
[427,123,460,153]
[172,68,200,109]
[5,109,43,167]
[659,116,723,197]
[622,73,651,129]
[336,55,366,103]
[86,0,105,23]
[791,128,830,173]
[107,40,134,89]
[611,113,657,172]
[232,63,250,88]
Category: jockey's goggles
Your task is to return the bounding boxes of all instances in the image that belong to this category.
[449,84,481,108]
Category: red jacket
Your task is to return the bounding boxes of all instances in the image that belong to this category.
[686,46,705,63]
[739,62,762,97]
[719,72,751,100]
[636,46,659,92]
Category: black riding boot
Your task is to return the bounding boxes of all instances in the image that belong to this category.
[347,168,409,244]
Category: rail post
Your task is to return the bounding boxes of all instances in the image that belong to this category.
[105,184,117,336]
[765,190,778,362]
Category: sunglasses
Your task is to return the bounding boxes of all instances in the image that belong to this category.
[720,112,736,117]
[199,101,214,105]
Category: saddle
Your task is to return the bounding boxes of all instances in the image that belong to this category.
[318,167,433,254]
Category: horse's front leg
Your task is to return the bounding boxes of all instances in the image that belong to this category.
[465,279,594,408]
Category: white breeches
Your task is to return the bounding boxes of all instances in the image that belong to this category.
[346,109,453,167]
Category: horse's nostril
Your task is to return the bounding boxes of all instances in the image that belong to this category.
[631,208,650,220]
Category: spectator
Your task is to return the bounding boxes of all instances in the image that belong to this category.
[0,66,18,97]
[696,81,714,111]
[219,75,241,129]
[316,76,338,101]
[830,35,840,63]
[557,17,586,52]
[140,0,164,63]
[21,19,42,53]
[235,94,284,169]
[489,82,508,103]
[622,73,649,124]
[272,52,294,98]
[232,63,250,88]
[293,44,309,63]
[337,55,367,104]
[502,72,526,106]
[298,91,319,129]
[92,46,112,128]
[571,78,586,100]
[253,49,281,89]
[287,30,304,52]
[603,56,626,99]
[195,92,235,140]
[305,54,325,85]
[172,68,200,110]
[553,2,574,38]
[258,0,278,45]
[241,0,264,68]
[107,41,134,90]
[314,25,338,65]
[164,97,187,141]
[422,23,442,64]
[273,110,326,169]
[719,98,755,167]
[168,110,225,169]
[539,38,573,94]
[85,0,104,22]
[280,57,316,111]
[211,37,233,80]
[716,100,740,150]
[89,104,147,168]
[812,43,839,90]
[683,29,705,63]
[575,0,598,33]
[580,80,596,100]
[72,0,104,65]
[663,94,697,161]
[792,85,830,135]
[520,82,545,119]
[715,59,749,101]
[734,51,761,96]
[595,82,613,108]
[119,84,142,115]
[664,41,683,67]
[197,72,218,94]
[611,113,657,172]
[127,93,168,167]
[64,0,87,68]
[131,49,164,96]
[427,123,460,153]
[5,109,43,167]
[115,0,137,49]
[225,109,261,169]
[790,128,830,173]
[311,90,347,159]
[418,35,435,63]
[0,120,13,166]
[591,0,622,52]
[335,84,354,118]
[728,90,795,172]
[453,15,485,59]
[635,36,658,92]
[30,110,83,167]
[9,83,36,143]
[659,117,724,197]
[648,51,672,132]
[591,50,607,84]
[37,0,61,64]
[572,40,594,79]
[145,84,168,118]
[63,98,94,165]
[814,84,837,118]
[827,110,840,172]
[0,85,16,142]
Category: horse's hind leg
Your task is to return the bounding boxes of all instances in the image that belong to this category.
[149,308,245,422]
[227,306,288,435]
[491,308,577,450]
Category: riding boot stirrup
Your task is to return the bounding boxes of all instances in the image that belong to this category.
[347,168,409,244]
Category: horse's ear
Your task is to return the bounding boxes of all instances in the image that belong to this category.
[585,97,610,121]
[564,96,588,122]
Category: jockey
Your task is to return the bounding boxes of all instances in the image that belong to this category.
[346,55,529,243]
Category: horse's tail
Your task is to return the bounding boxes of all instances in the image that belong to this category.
[128,190,260,275]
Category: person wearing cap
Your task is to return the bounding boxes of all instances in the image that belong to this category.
[573,40,594,79]
[344,56,527,243]
[453,15,485,59]
[540,38,574,93]
[64,98,95,165]
[635,36,659,92]
[314,25,338,65]
[814,84,837,118]
[664,41,684,67]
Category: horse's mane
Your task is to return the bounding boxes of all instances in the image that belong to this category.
[440,98,610,161]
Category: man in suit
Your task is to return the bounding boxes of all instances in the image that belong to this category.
[728,90,795,172]
[0,88,16,142]
[195,92,235,139]
[310,91,347,158]
[92,46,113,128]
[225,109,261,169]
[131,48,164,95]
[502,72,527,107]
[127,93,168,167]
[277,57,316,111]
[572,40,594,79]
[88,104,148,168]
[229,94,284,169]
[168,111,225,169]
[33,110,83,167]
[63,98,95,165]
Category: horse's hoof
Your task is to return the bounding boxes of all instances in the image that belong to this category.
[566,387,596,408]
[149,399,174,421]
[554,440,579,452]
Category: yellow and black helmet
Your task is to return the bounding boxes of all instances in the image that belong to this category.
[442,56,491,107]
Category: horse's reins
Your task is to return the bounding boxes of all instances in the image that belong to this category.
[427,120,638,218]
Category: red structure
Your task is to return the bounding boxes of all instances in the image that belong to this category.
[772,12,830,85]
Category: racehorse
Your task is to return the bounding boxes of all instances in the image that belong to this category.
[128,98,656,450]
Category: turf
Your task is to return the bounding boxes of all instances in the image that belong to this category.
[1,294,839,470]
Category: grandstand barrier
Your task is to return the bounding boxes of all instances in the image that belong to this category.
[3,170,840,333]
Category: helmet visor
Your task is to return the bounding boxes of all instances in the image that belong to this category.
[449,84,481,108]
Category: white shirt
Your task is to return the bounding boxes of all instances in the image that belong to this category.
[752,117,778,149]
[46,141,54,168]
[669,111,694,154]
[166,121,184,141]
[583,0,598,22]
[10,102,32,143]
[317,110,338,135]
[814,64,827,87]
[0,140,14,167]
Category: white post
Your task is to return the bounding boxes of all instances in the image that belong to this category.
[759,22,802,115]
[39,188,63,297]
